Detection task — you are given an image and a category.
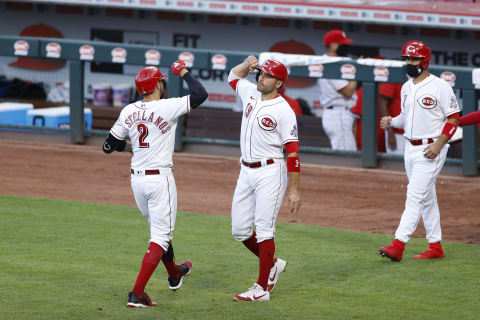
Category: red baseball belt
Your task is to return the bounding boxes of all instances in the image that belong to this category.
[242,159,274,168]
[408,138,434,146]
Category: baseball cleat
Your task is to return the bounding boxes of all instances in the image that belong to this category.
[168,260,192,291]
[267,258,287,293]
[126,291,157,308]
[413,242,444,260]
[234,283,270,302]
[379,240,405,262]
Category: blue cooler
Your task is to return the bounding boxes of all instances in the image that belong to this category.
[0,102,34,125]
[26,106,92,129]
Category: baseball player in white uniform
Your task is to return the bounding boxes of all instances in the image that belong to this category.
[317,30,358,151]
[228,56,301,302]
[379,40,460,262]
[103,60,208,307]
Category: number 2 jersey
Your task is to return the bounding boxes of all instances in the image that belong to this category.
[228,71,299,161]
[110,96,191,169]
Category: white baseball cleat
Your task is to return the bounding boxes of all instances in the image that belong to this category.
[234,283,270,302]
[267,258,287,293]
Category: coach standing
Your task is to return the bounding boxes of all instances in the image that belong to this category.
[317,29,358,150]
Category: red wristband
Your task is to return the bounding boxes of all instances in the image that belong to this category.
[287,156,300,172]
[441,122,457,139]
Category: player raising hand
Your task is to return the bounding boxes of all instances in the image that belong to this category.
[103,60,208,308]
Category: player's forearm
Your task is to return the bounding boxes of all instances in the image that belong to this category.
[378,97,391,118]
[287,171,300,193]
[183,72,208,109]
[231,61,250,78]
[339,81,357,98]
[459,110,480,126]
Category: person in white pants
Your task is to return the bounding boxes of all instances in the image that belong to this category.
[317,29,358,151]
[228,56,301,301]
[378,40,460,262]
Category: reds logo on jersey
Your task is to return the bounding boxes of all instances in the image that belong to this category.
[417,95,437,109]
[258,115,277,131]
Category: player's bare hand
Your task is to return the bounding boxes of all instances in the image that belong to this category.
[244,55,258,72]
[380,116,392,130]
[286,190,301,214]
[423,141,442,159]
[387,128,397,151]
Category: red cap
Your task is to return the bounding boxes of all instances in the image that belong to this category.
[9,24,65,71]
[323,30,353,46]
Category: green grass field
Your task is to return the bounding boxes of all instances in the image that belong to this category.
[1,195,479,320]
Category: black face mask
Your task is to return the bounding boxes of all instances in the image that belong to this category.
[405,64,423,78]
[336,45,348,57]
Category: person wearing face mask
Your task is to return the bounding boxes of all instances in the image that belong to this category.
[316,29,358,150]
[378,40,461,262]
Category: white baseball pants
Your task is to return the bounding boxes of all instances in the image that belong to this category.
[231,161,287,243]
[385,131,406,155]
[395,142,449,243]
[131,169,176,251]
[321,108,356,151]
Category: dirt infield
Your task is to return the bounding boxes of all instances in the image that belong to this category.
[1,139,479,244]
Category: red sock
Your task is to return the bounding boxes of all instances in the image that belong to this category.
[132,242,164,296]
[242,231,260,257]
[257,239,275,291]
[162,259,180,278]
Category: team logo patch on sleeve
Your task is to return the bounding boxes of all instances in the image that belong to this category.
[417,95,437,109]
[449,96,458,110]
[258,115,277,131]
[290,125,298,138]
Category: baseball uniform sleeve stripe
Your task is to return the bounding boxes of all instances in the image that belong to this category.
[283,138,299,144]
[284,141,299,153]
[229,79,239,91]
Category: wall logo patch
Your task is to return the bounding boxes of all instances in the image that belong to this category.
[179,51,195,68]
[340,64,356,80]
[417,95,437,109]
[46,42,61,58]
[14,40,29,56]
[373,66,389,82]
[258,115,277,131]
[145,49,161,66]
[440,71,456,87]
[111,47,127,63]
[79,45,95,60]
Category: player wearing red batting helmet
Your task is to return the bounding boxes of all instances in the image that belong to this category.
[227,56,301,302]
[103,60,208,308]
[379,40,461,262]
[255,59,288,83]
[135,66,168,96]
[401,40,431,78]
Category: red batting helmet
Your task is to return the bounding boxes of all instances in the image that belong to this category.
[135,66,167,95]
[401,40,431,69]
[255,59,288,83]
